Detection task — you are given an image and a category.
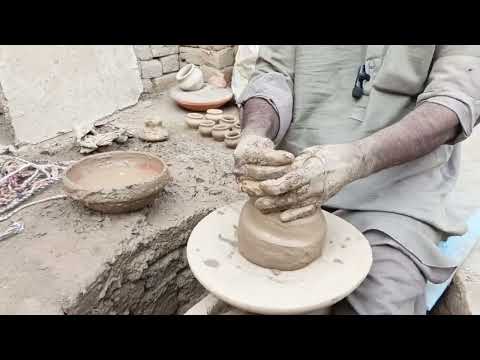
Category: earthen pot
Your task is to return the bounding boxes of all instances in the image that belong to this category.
[63,151,171,214]
[185,113,204,129]
[205,109,224,123]
[176,64,204,91]
[237,199,327,271]
[224,130,241,149]
[211,124,230,141]
[198,120,216,137]
[234,122,241,131]
[140,119,169,142]
[220,115,236,129]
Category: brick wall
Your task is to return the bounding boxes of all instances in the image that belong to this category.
[134,45,237,94]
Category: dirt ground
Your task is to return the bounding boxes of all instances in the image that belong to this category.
[0,94,246,314]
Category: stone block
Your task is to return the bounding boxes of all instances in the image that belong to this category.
[152,73,177,92]
[202,47,235,69]
[0,45,142,144]
[151,45,179,58]
[142,79,154,93]
[198,45,232,51]
[140,60,163,79]
[179,47,207,66]
[161,54,180,74]
[134,45,153,61]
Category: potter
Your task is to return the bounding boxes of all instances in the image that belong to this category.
[233,45,480,315]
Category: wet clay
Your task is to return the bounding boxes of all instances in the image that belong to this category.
[237,198,327,271]
[63,151,171,213]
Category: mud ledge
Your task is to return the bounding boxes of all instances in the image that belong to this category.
[0,94,245,314]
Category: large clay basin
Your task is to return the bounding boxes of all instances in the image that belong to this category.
[63,151,171,213]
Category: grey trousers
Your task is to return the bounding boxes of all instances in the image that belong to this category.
[331,230,452,315]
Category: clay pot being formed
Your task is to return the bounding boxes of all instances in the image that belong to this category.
[237,199,327,271]
[176,64,204,91]
[205,109,224,123]
[220,115,236,129]
[224,130,241,149]
[211,124,230,141]
[198,120,216,137]
[185,113,204,129]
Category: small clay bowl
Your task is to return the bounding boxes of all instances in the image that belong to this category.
[234,122,241,131]
[63,151,171,214]
[220,115,236,129]
[205,109,224,123]
[185,113,204,129]
[224,130,241,149]
[198,120,216,137]
[211,124,230,141]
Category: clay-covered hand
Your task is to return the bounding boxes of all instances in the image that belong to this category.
[254,143,364,222]
[233,134,295,195]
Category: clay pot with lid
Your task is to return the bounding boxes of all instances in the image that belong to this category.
[237,199,327,271]
[176,64,204,91]
[224,130,241,149]
[198,120,216,137]
[185,113,204,129]
[205,109,224,123]
[211,124,229,141]
[220,115,236,129]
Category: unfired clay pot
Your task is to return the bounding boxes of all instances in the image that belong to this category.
[205,109,224,123]
[224,130,241,149]
[140,119,169,142]
[234,122,241,131]
[220,115,236,129]
[63,151,171,214]
[211,124,229,141]
[185,113,204,129]
[237,199,327,271]
[176,64,204,91]
[198,120,216,137]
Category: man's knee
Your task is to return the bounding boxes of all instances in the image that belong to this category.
[333,230,426,315]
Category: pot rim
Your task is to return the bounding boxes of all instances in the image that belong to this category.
[177,64,195,81]
[199,120,216,127]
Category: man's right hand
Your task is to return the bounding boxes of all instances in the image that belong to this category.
[233,134,294,196]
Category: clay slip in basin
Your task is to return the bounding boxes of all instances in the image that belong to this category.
[63,151,171,213]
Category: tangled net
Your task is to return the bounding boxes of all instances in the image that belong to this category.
[0,156,73,218]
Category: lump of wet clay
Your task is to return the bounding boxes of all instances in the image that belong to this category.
[140,119,169,142]
[237,199,327,271]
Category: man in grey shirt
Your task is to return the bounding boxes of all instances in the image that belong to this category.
[233,46,480,314]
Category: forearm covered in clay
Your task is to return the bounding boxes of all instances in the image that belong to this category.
[355,102,461,179]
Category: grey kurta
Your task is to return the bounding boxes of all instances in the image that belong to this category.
[238,45,480,277]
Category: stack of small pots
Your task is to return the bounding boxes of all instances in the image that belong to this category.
[184,109,241,149]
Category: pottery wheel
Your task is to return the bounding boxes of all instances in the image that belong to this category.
[186,200,373,315]
[169,85,233,111]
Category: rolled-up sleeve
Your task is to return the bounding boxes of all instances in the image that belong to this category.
[417,45,480,143]
[237,46,296,145]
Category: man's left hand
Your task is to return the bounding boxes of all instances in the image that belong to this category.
[253,143,364,222]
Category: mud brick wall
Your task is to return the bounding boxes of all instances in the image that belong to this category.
[134,45,237,95]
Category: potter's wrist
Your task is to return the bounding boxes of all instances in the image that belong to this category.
[350,140,374,179]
